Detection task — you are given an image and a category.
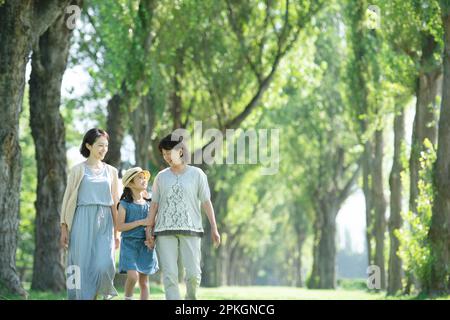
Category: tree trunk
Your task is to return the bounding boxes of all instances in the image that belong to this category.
[402,31,442,298]
[28,1,81,291]
[219,238,228,286]
[226,236,239,286]
[372,128,387,290]
[171,49,184,130]
[387,106,405,295]
[104,91,126,170]
[227,244,235,285]
[409,35,441,216]
[427,10,450,296]
[131,93,155,168]
[293,224,306,287]
[362,140,374,266]
[200,182,223,287]
[0,0,71,296]
[308,200,338,289]
[0,1,30,295]
[201,228,220,287]
[227,242,239,286]
[349,0,375,270]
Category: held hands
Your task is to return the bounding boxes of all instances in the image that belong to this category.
[144,222,156,250]
[144,236,156,250]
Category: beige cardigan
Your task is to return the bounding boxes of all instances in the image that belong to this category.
[60,161,120,233]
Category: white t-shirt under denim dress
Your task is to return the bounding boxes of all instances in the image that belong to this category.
[152,165,211,237]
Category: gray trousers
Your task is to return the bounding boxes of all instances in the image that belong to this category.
[156,234,201,300]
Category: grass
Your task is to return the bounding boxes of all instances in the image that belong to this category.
[194,286,386,300]
[1,281,448,300]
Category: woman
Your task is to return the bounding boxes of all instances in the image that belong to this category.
[60,128,120,300]
[146,133,221,300]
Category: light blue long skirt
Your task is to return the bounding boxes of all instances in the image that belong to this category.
[67,205,118,300]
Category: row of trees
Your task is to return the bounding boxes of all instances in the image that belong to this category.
[0,0,449,298]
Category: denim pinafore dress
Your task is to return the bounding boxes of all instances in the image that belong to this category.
[118,200,159,275]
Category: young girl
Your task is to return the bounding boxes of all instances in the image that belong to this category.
[117,167,159,300]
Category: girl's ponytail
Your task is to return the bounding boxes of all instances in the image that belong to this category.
[117,187,133,210]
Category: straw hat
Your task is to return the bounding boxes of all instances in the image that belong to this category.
[122,167,151,188]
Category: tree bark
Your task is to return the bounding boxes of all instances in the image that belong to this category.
[372,128,387,290]
[226,235,239,286]
[348,0,375,270]
[307,146,360,289]
[200,178,235,287]
[409,35,441,216]
[388,106,405,295]
[200,183,222,287]
[29,1,81,292]
[427,10,450,296]
[219,238,228,286]
[362,140,374,266]
[293,223,306,287]
[308,200,338,289]
[0,0,31,297]
[103,91,125,169]
[0,0,71,297]
[131,93,155,168]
